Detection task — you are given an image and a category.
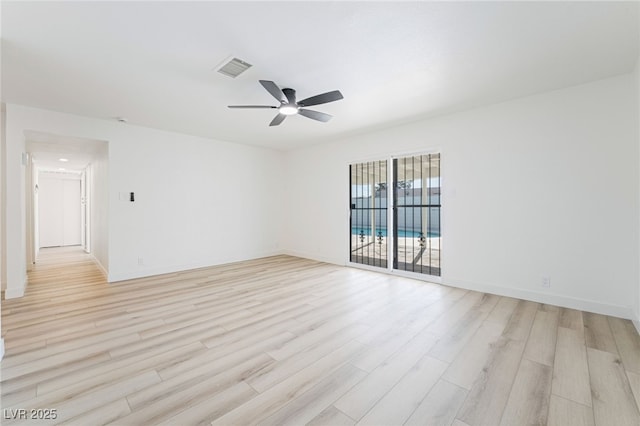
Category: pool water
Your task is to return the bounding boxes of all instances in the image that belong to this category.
[351,228,440,238]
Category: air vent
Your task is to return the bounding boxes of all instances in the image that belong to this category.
[216,57,252,78]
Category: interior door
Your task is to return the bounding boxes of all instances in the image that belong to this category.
[63,179,82,245]
[39,177,64,247]
[39,176,82,247]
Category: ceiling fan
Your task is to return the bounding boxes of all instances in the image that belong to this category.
[228,80,344,126]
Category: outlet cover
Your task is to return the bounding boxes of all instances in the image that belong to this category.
[541,276,551,288]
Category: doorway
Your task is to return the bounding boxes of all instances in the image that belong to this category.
[25,130,108,273]
[38,171,83,248]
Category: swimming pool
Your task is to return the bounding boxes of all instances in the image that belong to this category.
[351,228,440,238]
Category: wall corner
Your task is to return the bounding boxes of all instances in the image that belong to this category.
[636,54,640,334]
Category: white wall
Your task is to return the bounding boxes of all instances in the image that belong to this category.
[89,146,109,274]
[4,105,284,291]
[33,169,39,259]
[1,103,6,291]
[4,106,27,298]
[3,74,638,323]
[105,122,284,282]
[1,102,5,359]
[285,73,639,320]
[25,154,35,271]
[636,56,640,331]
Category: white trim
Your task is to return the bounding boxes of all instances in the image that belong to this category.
[281,250,344,267]
[107,250,285,283]
[0,338,5,361]
[90,253,108,278]
[295,251,634,319]
[4,278,26,299]
[444,277,636,320]
[346,261,390,274]
[346,261,442,285]
[633,319,640,336]
[390,267,443,284]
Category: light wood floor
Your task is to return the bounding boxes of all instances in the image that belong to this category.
[2,247,640,426]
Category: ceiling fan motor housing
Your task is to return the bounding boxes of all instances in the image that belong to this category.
[279,88,298,115]
[282,88,296,104]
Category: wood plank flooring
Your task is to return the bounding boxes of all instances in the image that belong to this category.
[2,247,640,425]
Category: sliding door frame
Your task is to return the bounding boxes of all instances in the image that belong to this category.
[347,150,442,283]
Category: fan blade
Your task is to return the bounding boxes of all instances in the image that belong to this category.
[298,90,343,107]
[269,113,287,126]
[259,80,286,103]
[282,88,297,104]
[298,109,332,122]
[228,105,277,109]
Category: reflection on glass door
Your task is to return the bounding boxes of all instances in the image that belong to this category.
[350,160,388,268]
[393,153,441,276]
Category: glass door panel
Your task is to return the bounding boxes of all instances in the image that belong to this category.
[393,154,441,276]
[350,160,388,268]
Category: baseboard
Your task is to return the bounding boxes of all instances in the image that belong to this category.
[107,250,285,283]
[0,338,4,361]
[103,247,638,323]
[280,249,345,267]
[444,277,636,321]
[4,278,26,299]
[285,251,636,321]
[90,254,108,278]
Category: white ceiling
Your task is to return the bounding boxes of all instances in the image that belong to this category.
[25,130,107,172]
[2,1,638,151]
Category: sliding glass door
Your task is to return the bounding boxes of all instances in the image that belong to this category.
[350,153,441,277]
[349,160,388,268]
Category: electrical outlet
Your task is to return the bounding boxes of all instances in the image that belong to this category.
[138,257,144,266]
[541,276,551,288]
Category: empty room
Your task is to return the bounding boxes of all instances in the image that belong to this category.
[1,1,640,425]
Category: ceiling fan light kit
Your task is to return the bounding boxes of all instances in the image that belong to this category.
[279,105,299,115]
[228,80,343,126]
